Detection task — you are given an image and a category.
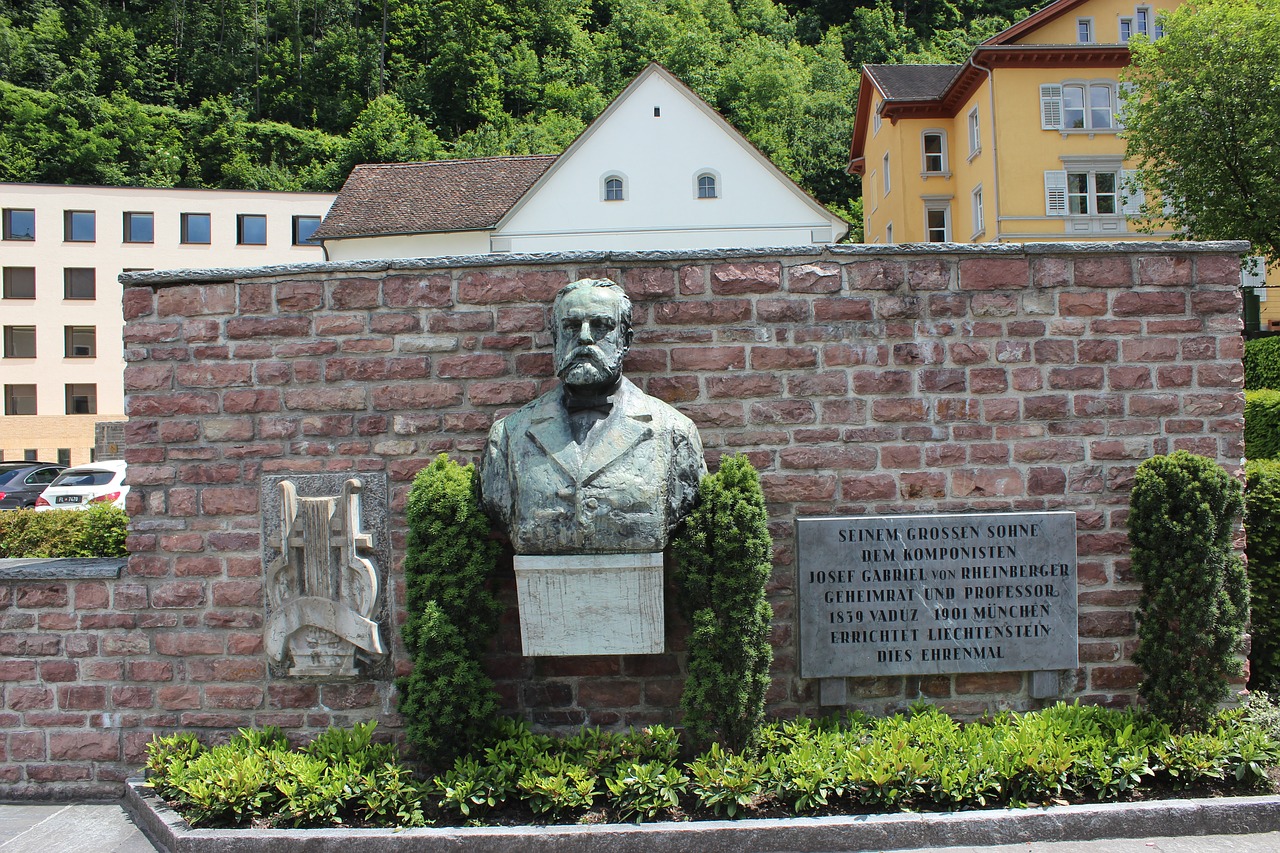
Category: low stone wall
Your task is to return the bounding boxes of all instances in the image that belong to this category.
[0,242,1247,796]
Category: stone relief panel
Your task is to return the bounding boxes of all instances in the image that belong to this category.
[262,473,391,678]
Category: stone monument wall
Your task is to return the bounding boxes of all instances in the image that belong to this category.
[0,243,1247,796]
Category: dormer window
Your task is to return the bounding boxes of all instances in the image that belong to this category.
[697,173,717,199]
[603,175,625,201]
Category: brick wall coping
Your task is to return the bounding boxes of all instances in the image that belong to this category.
[0,558,126,580]
[118,240,1252,288]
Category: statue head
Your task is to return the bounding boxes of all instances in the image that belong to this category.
[551,279,633,392]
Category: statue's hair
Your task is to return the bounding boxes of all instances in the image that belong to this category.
[551,278,633,344]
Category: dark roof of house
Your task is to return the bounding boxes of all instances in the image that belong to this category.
[864,65,962,101]
[312,156,558,240]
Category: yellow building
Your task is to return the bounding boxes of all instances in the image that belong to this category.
[848,0,1275,330]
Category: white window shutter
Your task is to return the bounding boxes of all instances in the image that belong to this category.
[1045,170,1068,215]
[1040,84,1063,130]
[1120,170,1145,216]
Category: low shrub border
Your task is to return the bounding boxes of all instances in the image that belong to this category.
[143,698,1280,830]
[0,504,128,558]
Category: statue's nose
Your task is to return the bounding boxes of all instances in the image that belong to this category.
[577,320,594,343]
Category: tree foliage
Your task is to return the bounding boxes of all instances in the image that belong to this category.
[1122,0,1280,264]
[0,0,1036,205]
[1245,460,1280,693]
[671,455,774,752]
[1128,451,1248,730]
[398,454,502,767]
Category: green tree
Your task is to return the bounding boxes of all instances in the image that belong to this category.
[1122,0,1280,264]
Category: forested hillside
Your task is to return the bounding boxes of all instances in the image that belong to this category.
[0,0,1039,216]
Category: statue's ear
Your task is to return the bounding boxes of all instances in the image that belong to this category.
[622,322,634,351]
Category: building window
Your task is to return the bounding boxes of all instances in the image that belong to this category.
[3,326,35,358]
[603,175,625,201]
[65,384,96,415]
[696,173,718,199]
[2,208,34,240]
[972,186,985,236]
[885,223,893,244]
[1045,166,1141,218]
[967,108,981,157]
[1040,83,1115,131]
[57,448,70,466]
[925,205,950,242]
[4,385,36,416]
[1077,18,1094,43]
[181,212,211,244]
[873,110,882,135]
[882,153,891,195]
[64,268,95,300]
[921,131,947,174]
[124,211,154,243]
[2,267,35,299]
[23,449,36,461]
[237,214,267,245]
[64,210,95,242]
[65,326,95,358]
[292,215,322,245]
[1136,6,1150,36]
[1120,17,1133,42]
[1069,171,1118,214]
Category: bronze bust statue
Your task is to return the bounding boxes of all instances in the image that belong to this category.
[480,278,706,555]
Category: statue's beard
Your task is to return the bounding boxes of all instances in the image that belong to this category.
[558,346,623,389]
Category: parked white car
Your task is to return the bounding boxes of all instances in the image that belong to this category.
[34,460,129,511]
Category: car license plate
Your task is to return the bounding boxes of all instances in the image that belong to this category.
[56,495,81,504]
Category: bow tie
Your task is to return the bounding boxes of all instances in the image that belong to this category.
[563,391,614,414]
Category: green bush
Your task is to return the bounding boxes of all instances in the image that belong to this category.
[671,455,774,752]
[1246,460,1280,692]
[1129,451,1249,729]
[1245,336,1280,390]
[397,454,502,767]
[147,703,1280,828]
[1246,390,1280,459]
[0,504,128,558]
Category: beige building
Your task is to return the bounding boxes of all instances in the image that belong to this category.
[0,184,335,464]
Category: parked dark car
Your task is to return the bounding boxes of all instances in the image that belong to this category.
[0,462,67,510]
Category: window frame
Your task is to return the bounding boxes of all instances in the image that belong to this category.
[65,383,97,416]
[2,208,34,241]
[1041,81,1117,132]
[3,326,36,359]
[123,211,154,244]
[292,215,322,246]
[64,326,96,358]
[923,200,952,243]
[63,268,96,301]
[4,384,36,416]
[180,212,211,245]
[602,174,626,202]
[921,130,949,176]
[695,171,719,199]
[885,222,893,244]
[972,185,985,238]
[63,210,96,243]
[2,267,35,299]
[237,213,267,245]
[882,153,891,196]
[1077,17,1094,43]
[967,107,981,158]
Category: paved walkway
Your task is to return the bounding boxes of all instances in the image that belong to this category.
[2,801,1280,852]
[0,802,158,853]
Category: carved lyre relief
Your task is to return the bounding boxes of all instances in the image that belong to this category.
[264,478,385,677]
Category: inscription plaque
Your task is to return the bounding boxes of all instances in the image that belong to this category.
[798,511,1078,678]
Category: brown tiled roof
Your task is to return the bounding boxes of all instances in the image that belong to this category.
[313,156,558,240]
[864,65,962,101]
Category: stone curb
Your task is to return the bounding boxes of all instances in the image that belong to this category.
[124,778,1280,853]
[0,557,127,579]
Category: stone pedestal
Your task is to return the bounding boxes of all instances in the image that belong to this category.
[514,553,664,656]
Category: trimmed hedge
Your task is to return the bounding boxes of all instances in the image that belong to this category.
[146,700,1280,828]
[0,505,128,558]
[1245,336,1280,390]
[1247,460,1280,692]
[1129,451,1248,729]
[1246,390,1280,460]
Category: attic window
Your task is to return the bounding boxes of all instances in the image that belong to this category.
[654,107,661,117]
[695,171,720,199]
[603,175,625,201]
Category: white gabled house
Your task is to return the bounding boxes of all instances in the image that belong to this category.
[315,64,848,260]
